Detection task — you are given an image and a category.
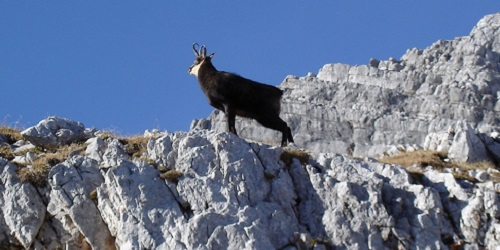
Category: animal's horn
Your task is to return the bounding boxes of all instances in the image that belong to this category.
[192,43,200,56]
[200,45,207,57]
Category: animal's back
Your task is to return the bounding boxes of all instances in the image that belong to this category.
[217,72,283,117]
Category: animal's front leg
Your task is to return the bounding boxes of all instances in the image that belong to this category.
[224,105,238,136]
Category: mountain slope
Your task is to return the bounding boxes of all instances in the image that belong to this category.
[1,13,500,250]
[1,123,499,249]
[197,13,500,158]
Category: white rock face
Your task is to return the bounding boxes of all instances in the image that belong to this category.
[47,156,115,250]
[2,127,500,249]
[85,137,106,162]
[424,120,492,163]
[447,120,490,162]
[0,159,46,249]
[21,116,88,149]
[1,12,500,250]
[97,160,186,249]
[197,13,500,160]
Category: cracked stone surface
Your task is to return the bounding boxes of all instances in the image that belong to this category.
[0,159,46,249]
[47,156,115,250]
[1,13,500,250]
[195,13,500,160]
[1,127,500,248]
[20,116,89,149]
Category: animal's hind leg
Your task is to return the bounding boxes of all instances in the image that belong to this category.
[286,127,294,144]
[256,115,292,147]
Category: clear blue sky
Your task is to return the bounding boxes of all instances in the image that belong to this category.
[1,2,499,135]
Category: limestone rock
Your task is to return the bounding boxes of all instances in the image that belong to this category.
[198,13,500,159]
[424,120,493,163]
[13,142,36,154]
[47,156,115,249]
[1,127,500,248]
[481,133,500,163]
[173,130,300,249]
[448,120,490,163]
[101,138,129,168]
[1,12,500,250]
[85,137,106,162]
[97,160,186,249]
[0,158,46,249]
[423,126,454,153]
[21,116,87,149]
[146,132,186,168]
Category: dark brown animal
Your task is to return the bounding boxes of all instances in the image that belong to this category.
[188,43,294,146]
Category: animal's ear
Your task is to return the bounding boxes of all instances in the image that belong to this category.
[208,52,215,59]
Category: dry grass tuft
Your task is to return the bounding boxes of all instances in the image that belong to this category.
[379,150,448,170]
[455,160,496,171]
[95,131,151,160]
[0,126,23,144]
[456,161,499,182]
[160,170,183,183]
[88,190,98,200]
[17,164,49,187]
[0,146,15,160]
[380,150,498,182]
[17,143,87,187]
[120,136,150,159]
[96,131,117,141]
[157,165,169,172]
[280,149,311,166]
[2,126,156,186]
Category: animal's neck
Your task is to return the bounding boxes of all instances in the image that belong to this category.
[199,61,217,76]
[197,62,218,93]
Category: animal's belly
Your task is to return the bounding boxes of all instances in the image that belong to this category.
[235,108,251,118]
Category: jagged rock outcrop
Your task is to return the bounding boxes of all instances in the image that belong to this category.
[424,120,493,163]
[1,116,500,249]
[0,159,45,249]
[47,156,115,249]
[2,12,500,250]
[20,116,92,149]
[195,13,500,160]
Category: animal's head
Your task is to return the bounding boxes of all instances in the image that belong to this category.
[188,43,215,77]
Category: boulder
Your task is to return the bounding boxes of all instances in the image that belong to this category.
[423,126,454,152]
[101,138,129,168]
[47,156,115,249]
[0,158,46,249]
[425,120,493,163]
[21,116,87,149]
[146,133,176,168]
[173,130,300,249]
[85,137,106,162]
[448,120,490,163]
[480,133,500,163]
[96,157,186,248]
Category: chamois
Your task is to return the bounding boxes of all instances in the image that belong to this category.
[188,43,294,146]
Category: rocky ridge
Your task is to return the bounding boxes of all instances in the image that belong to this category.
[0,115,499,249]
[1,13,500,250]
[195,13,500,159]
